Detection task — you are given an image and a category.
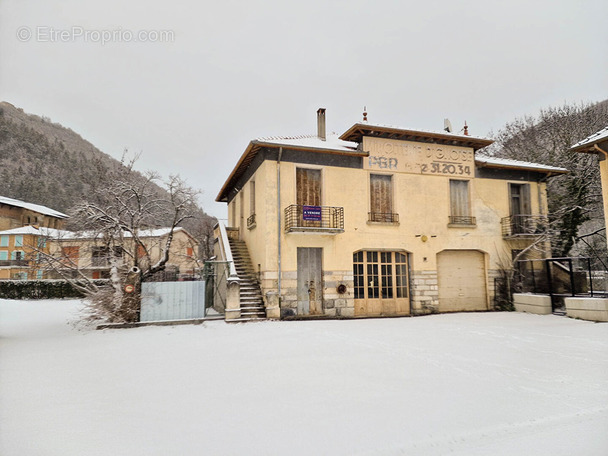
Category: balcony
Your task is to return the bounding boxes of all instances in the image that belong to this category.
[0,260,29,267]
[368,212,399,224]
[284,205,344,234]
[501,215,548,239]
[448,215,476,226]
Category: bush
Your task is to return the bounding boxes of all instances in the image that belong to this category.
[0,279,111,300]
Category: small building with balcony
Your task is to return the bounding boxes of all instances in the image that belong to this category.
[215,109,566,319]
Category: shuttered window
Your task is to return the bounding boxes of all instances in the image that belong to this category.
[250,181,255,215]
[450,180,470,217]
[370,174,394,222]
[296,168,321,206]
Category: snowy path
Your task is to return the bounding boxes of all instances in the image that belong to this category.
[1,299,607,455]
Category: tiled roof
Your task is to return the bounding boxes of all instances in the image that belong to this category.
[255,133,359,153]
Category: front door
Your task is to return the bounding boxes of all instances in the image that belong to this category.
[297,248,323,315]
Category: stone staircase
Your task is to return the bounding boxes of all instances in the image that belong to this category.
[228,238,266,322]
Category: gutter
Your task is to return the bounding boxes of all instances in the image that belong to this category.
[277,147,283,300]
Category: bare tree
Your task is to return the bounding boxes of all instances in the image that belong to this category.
[57,157,202,323]
[486,100,608,259]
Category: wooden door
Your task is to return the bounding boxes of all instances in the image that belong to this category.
[297,248,323,315]
[437,250,487,312]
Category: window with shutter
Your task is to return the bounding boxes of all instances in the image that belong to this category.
[449,180,474,225]
[369,174,396,222]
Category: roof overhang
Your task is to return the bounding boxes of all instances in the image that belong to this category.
[215,140,367,203]
[339,123,494,151]
[474,158,568,176]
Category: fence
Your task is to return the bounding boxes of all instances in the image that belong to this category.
[514,257,608,312]
[140,281,206,322]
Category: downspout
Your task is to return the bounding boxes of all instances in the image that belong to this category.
[277,147,283,300]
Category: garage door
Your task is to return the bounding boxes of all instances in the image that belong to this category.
[437,250,487,312]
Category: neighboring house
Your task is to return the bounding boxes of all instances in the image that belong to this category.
[0,226,59,280]
[0,195,68,230]
[216,108,567,319]
[570,126,608,247]
[0,226,199,280]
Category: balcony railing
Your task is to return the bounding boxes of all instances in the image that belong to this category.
[501,215,548,238]
[284,205,344,233]
[449,215,476,226]
[247,213,256,229]
[368,212,399,223]
[0,260,29,267]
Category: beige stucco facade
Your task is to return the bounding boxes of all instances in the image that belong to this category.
[218,114,566,319]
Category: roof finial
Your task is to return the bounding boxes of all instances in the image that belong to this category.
[363,106,368,122]
[463,121,469,136]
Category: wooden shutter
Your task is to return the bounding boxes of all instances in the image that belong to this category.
[296,168,321,206]
[450,180,470,217]
[370,174,392,215]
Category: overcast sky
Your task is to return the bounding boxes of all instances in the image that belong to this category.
[1,0,607,218]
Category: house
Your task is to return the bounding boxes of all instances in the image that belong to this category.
[570,126,608,248]
[0,195,68,230]
[215,109,567,320]
[0,226,199,281]
[0,226,59,280]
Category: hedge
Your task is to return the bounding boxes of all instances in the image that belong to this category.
[0,279,111,300]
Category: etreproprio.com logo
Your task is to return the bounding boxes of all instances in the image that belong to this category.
[16,26,175,45]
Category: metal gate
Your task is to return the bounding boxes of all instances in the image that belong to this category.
[202,261,231,315]
[140,281,206,322]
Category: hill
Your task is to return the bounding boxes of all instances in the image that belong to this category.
[0,101,215,256]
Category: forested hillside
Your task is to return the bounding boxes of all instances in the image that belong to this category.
[486,99,608,260]
[0,101,215,257]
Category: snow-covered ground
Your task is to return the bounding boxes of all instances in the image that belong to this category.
[1,299,607,456]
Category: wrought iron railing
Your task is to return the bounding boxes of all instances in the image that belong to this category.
[449,215,476,225]
[284,205,344,232]
[247,213,256,229]
[501,215,548,238]
[368,212,399,223]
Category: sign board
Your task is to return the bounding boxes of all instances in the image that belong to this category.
[124,284,135,294]
[363,137,475,177]
[302,205,322,221]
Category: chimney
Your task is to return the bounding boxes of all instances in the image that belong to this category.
[317,108,326,141]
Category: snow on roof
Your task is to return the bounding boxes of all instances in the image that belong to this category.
[0,196,68,219]
[354,121,492,142]
[475,155,568,174]
[570,126,608,151]
[0,226,192,241]
[255,133,359,153]
[0,226,70,237]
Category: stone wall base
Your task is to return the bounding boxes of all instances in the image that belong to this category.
[411,270,439,315]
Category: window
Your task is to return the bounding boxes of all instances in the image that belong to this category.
[11,251,24,261]
[37,270,44,279]
[0,251,7,261]
[369,174,396,222]
[186,247,194,257]
[250,181,256,216]
[62,246,80,266]
[449,180,474,225]
[353,250,409,300]
[0,236,8,247]
[15,235,23,247]
[38,237,47,248]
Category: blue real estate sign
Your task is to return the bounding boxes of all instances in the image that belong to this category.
[302,205,322,221]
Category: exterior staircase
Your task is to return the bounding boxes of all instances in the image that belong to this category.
[228,238,266,321]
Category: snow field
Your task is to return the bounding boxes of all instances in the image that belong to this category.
[1,299,607,455]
